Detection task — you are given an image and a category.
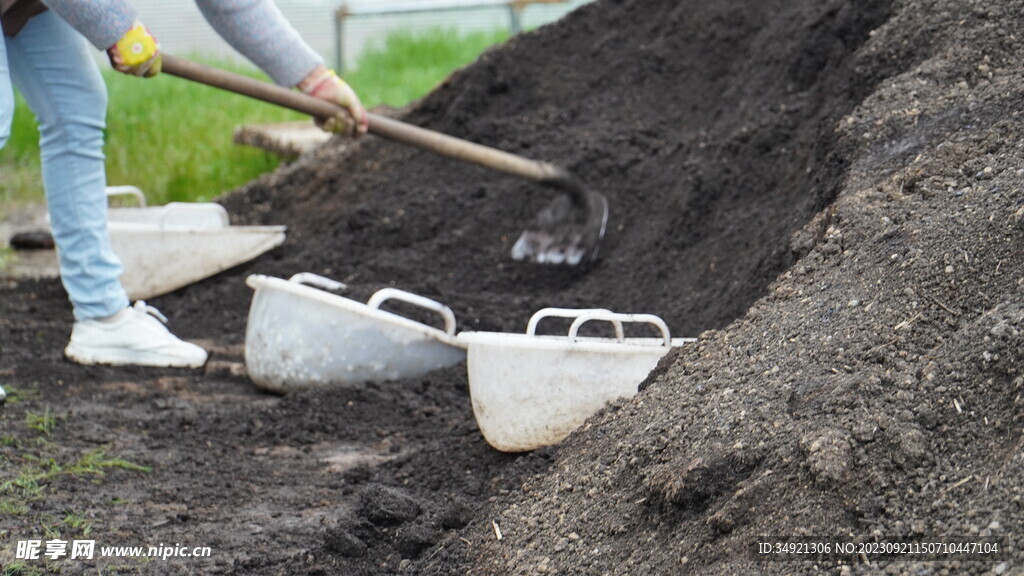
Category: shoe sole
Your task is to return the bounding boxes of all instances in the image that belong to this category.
[65,343,207,369]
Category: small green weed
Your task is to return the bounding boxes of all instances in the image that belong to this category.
[62,512,93,536]
[69,448,151,475]
[37,514,63,540]
[24,408,56,437]
[1,385,39,405]
[0,448,150,517]
[3,561,44,576]
[0,497,30,516]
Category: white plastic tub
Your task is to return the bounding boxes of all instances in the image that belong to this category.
[103,186,286,299]
[457,308,695,452]
[245,273,467,393]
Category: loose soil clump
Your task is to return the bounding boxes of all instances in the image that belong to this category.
[1,0,1022,574]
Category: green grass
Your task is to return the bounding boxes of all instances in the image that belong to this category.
[345,27,508,107]
[103,65,296,205]
[0,27,507,208]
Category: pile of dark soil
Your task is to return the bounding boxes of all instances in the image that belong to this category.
[210,0,893,340]
[1,0,1022,574]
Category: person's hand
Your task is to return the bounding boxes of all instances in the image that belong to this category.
[107,22,161,78]
[298,66,368,137]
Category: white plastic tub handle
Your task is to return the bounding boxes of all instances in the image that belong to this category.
[568,312,672,347]
[367,288,457,335]
[105,185,147,207]
[288,272,347,292]
[526,308,624,340]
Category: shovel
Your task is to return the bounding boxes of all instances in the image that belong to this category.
[160,55,608,265]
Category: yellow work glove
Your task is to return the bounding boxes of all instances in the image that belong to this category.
[298,67,368,137]
[107,22,161,78]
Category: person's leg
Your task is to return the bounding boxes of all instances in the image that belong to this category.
[7,12,206,368]
[6,11,128,321]
[1,26,13,149]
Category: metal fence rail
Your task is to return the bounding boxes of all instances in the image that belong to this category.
[334,0,568,71]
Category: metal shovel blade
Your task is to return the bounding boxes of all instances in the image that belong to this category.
[511,177,609,265]
[160,55,611,266]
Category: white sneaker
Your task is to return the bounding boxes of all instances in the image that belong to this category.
[65,301,208,368]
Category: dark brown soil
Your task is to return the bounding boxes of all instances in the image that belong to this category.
[1,0,1022,574]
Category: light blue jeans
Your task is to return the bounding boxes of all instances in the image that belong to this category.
[0,20,11,148]
[3,11,129,321]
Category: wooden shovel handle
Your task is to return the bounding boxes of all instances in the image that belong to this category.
[161,55,568,184]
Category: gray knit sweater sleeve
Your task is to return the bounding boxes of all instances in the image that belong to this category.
[45,0,323,87]
[195,0,324,87]
[42,0,138,51]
